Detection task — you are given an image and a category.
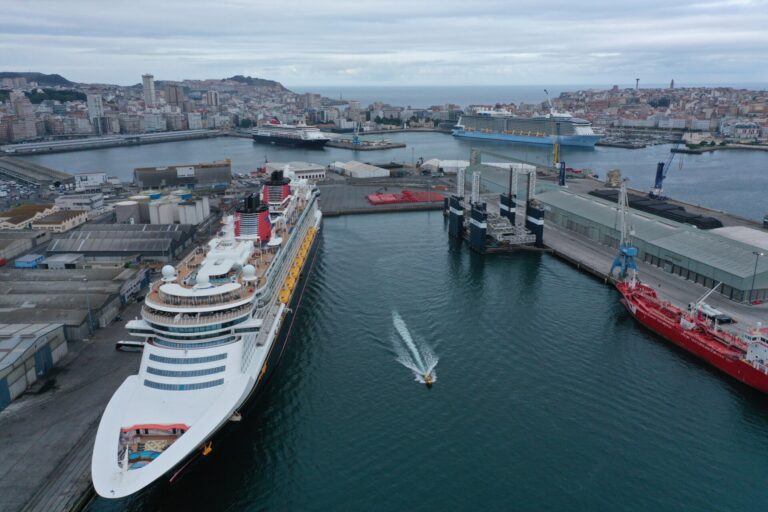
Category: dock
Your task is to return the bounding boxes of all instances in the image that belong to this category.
[318,180,445,217]
[325,140,406,151]
[543,224,767,326]
[0,302,143,512]
[1,130,221,156]
[0,156,73,186]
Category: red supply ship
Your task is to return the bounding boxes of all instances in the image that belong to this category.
[610,182,768,393]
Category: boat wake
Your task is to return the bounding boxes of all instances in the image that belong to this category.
[391,311,438,385]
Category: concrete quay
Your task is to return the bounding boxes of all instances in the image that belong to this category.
[317,179,447,217]
[543,224,768,327]
[0,302,143,512]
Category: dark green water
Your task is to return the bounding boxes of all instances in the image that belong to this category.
[91,212,768,512]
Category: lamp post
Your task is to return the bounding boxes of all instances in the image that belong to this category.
[84,277,93,335]
[749,251,764,304]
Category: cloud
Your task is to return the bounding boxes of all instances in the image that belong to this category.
[1,0,767,86]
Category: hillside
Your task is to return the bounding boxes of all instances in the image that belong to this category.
[0,71,74,87]
[223,75,290,91]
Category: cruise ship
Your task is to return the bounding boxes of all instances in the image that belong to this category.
[452,109,602,147]
[91,168,322,498]
[252,120,330,148]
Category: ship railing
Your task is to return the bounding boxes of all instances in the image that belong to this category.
[241,200,317,372]
[254,196,317,301]
[155,286,254,308]
[142,304,251,326]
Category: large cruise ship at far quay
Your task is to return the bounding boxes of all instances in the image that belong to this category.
[252,119,330,148]
[91,167,322,499]
[452,107,602,147]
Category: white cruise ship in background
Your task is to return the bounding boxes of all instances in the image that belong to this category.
[92,167,322,498]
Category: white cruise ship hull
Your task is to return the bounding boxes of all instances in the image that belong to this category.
[92,210,323,499]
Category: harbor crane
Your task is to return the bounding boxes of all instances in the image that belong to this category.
[610,180,638,284]
[649,134,685,199]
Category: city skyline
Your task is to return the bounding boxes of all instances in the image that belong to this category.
[2,0,768,87]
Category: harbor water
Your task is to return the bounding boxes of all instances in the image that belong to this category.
[21,132,768,220]
[90,212,768,512]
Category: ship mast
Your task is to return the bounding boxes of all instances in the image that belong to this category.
[610,180,638,285]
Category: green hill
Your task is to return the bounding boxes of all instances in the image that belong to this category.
[0,72,74,87]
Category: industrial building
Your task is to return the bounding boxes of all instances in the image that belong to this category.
[14,254,44,268]
[115,192,210,225]
[134,160,232,190]
[0,230,51,262]
[38,253,85,269]
[0,156,72,187]
[0,323,67,412]
[331,161,390,178]
[0,204,57,230]
[48,223,196,264]
[31,209,88,233]
[55,193,105,211]
[0,267,149,340]
[538,188,768,303]
[266,161,326,181]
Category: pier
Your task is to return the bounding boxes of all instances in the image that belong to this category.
[325,139,406,151]
[1,130,221,156]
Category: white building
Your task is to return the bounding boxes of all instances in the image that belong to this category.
[187,113,203,130]
[142,74,156,108]
[86,94,104,122]
[74,172,108,192]
[55,193,105,211]
[331,161,389,178]
[266,162,326,181]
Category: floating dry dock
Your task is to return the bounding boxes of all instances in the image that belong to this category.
[443,164,544,254]
[325,139,406,151]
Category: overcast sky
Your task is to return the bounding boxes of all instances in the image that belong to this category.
[2,0,767,87]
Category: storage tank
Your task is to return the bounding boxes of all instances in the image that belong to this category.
[148,201,161,224]
[201,196,210,218]
[195,199,204,223]
[181,202,200,225]
[115,200,140,224]
[130,195,151,223]
[158,202,175,225]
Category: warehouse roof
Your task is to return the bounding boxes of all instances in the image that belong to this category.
[538,189,768,279]
[710,226,768,252]
[32,209,87,225]
[48,238,171,253]
[0,323,64,377]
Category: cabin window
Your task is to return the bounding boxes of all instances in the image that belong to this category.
[149,353,227,365]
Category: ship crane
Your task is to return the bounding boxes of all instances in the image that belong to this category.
[649,135,684,199]
[610,180,639,285]
[352,121,361,146]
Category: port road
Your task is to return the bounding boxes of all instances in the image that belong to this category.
[0,303,143,512]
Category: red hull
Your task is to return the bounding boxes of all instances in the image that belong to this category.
[616,282,768,394]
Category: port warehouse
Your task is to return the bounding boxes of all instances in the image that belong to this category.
[133,159,231,190]
[0,323,67,412]
[47,224,196,264]
[0,230,51,261]
[0,267,149,341]
[0,156,73,186]
[537,188,768,302]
